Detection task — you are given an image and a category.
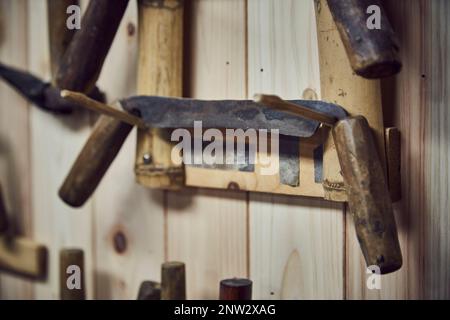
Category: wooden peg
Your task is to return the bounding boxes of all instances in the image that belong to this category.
[137,281,161,300]
[161,261,186,300]
[60,248,85,300]
[219,278,253,300]
[0,236,47,279]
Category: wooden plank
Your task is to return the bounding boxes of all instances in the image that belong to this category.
[247,0,344,299]
[93,1,166,299]
[425,0,450,299]
[28,0,94,299]
[0,0,34,299]
[166,0,248,299]
[346,0,425,299]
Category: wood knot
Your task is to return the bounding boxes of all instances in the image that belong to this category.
[113,230,127,254]
[127,22,136,36]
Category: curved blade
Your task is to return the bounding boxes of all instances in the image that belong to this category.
[120,96,348,138]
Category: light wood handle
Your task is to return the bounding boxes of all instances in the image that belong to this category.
[219,278,253,300]
[59,115,133,207]
[327,0,401,78]
[333,116,402,274]
[161,261,186,300]
[60,249,85,300]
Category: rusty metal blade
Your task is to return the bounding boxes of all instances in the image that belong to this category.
[120,96,348,138]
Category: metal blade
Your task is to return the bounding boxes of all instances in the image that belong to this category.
[0,62,48,108]
[120,96,348,138]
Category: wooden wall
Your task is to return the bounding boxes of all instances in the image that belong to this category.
[0,0,448,299]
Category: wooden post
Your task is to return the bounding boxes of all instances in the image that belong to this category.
[47,0,79,80]
[135,0,185,189]
[219,278,252,300]
[137,281,161,300]
[60,249,85,300]
[161,261,186,300]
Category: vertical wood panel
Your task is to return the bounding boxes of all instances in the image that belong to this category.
[0,0,33,299]
[247,0,344,300]
[94,1,166,300]
[426,0,450,299]
[167,0,248,299]
[28,0,94,299]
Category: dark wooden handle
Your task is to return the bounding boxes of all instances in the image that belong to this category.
[0,183,8,232]
[137,281,161,300]
[55,0,129,92]
[327,0,401,79]
[219,278,252,300]
[161,261,186,300]
[60,249,85,300]
[333,116,402,274]
[59,116,133,207]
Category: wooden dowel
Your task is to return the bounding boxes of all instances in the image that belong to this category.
[0,183,8,232]
[219,278,252,300]
[58,115,133,207]
[161,261,186,300]
[61,90,146,128]
[47,0,79,80]
[60,248,85,300]
[137,281,161,300]
[254,94,337,126]
[55,0,129,92]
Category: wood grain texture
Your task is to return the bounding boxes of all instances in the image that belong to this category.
[94,1,165,299]
[425,0,450,299]
[166,0,248,299]
[247,0,344,299]
[28,0,94,299]
[0,0,34,299]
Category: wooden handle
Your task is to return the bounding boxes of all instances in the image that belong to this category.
[161,261,186,300]
[59,115,133,207]
[60,249,85,300]
[55,0,129,92]
[332,116,402,274]
[47,0,79,80]
[137,281,161,300]
[327,0,401,78]
[0,183,8,232]
[219,278,252,300]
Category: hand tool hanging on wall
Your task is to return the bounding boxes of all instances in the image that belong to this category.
[60,248,85,300]
[0,182,47,279]
[79,0,185,205]
[326,0,401,78]
[136,261,186,300]
[59,90,402,274]
[0,0,128,114]
[219,278,252,300]
[255,94,402,274]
